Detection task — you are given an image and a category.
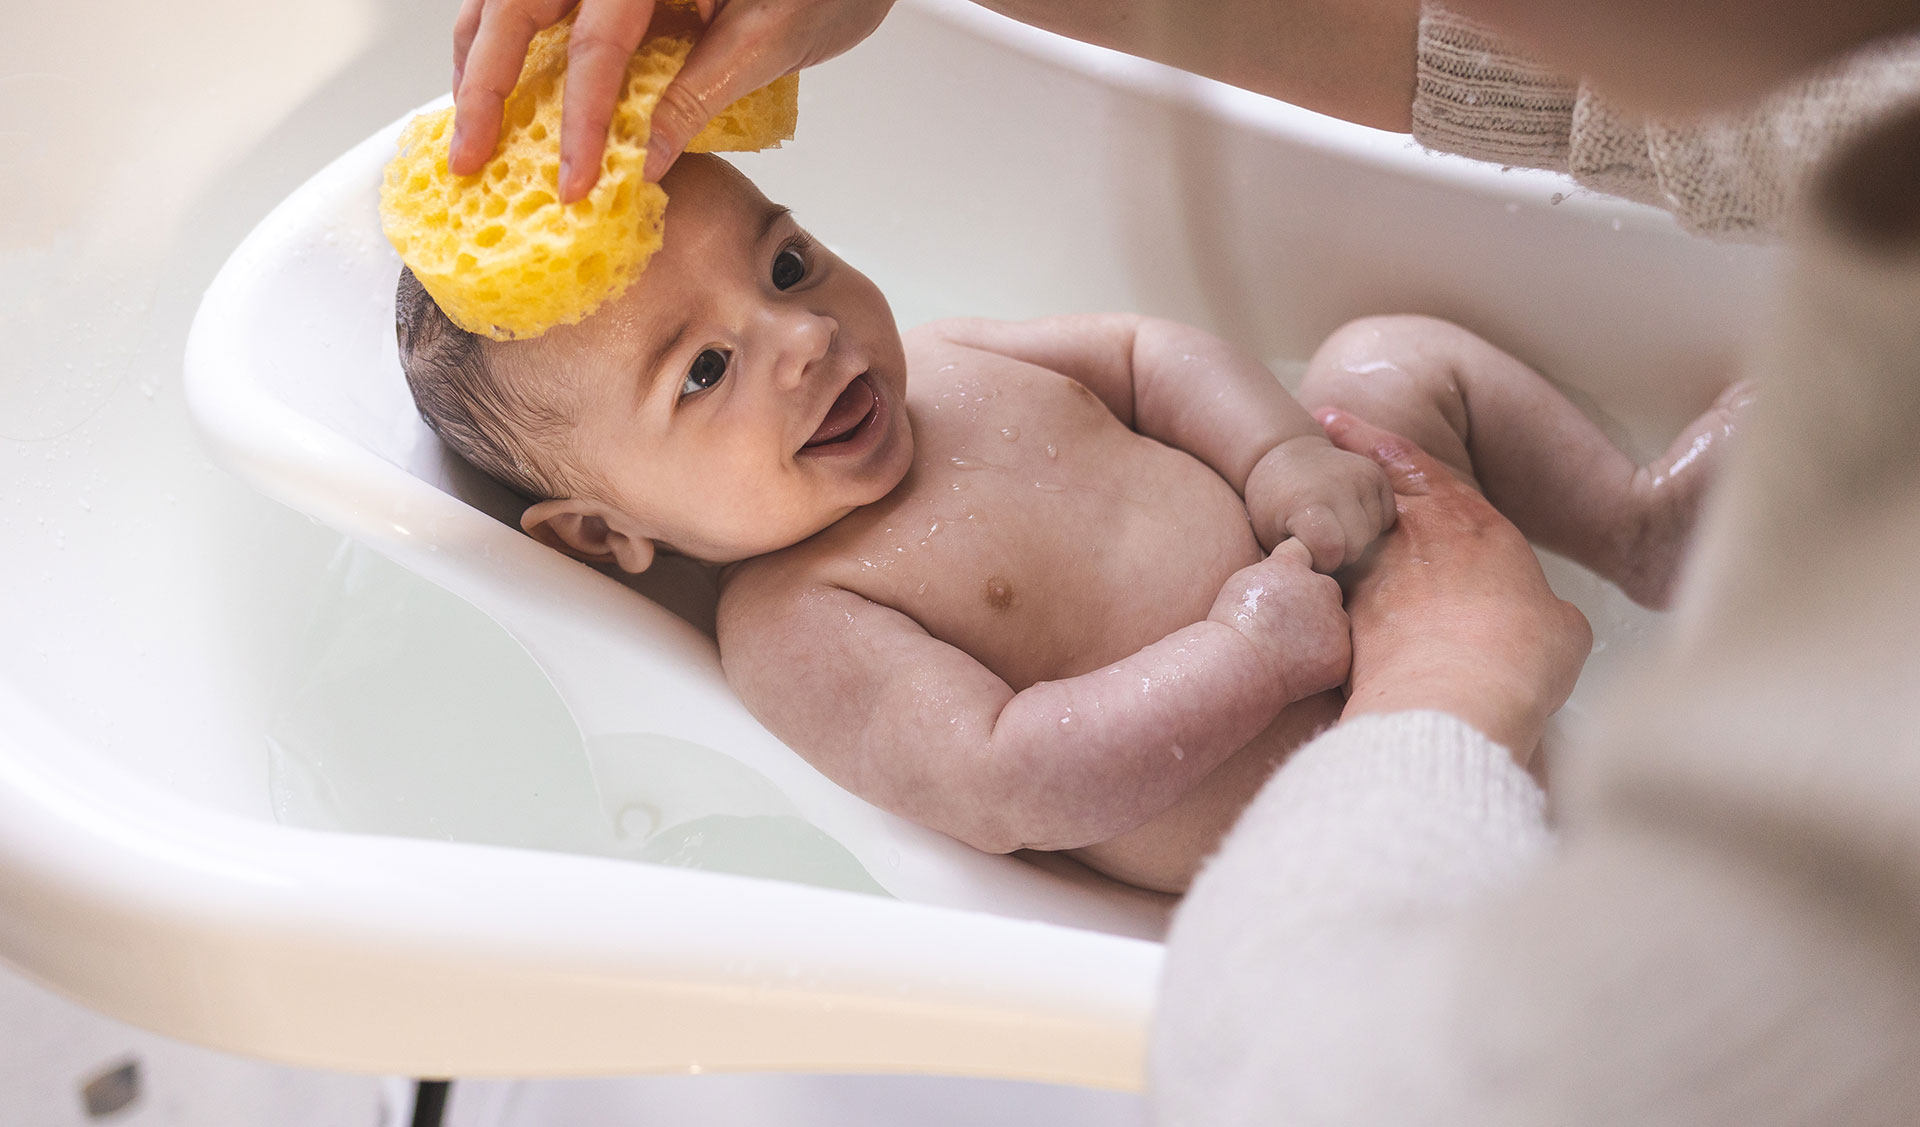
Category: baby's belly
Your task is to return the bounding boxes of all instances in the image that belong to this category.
[1069,688,1344,894]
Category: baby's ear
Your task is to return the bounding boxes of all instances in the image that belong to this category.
[521,499,656,574]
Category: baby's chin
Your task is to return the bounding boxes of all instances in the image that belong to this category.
[688,466,915,566]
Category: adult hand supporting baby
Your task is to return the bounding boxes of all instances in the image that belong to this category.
[1319,408,1592,760]
[450,0,895,199]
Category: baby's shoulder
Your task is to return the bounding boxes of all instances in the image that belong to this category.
[901,317,1046,365]
[901,316,990,350]
[715,541,877,650]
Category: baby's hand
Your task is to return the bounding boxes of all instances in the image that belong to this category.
[1244,435,1396,572]
[1209,541,1351,703]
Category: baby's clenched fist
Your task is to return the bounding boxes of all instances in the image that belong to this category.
[1209,543,1351,703]
[1244,435,1397,571]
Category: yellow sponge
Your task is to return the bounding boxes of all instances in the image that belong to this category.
[380,15,798,341]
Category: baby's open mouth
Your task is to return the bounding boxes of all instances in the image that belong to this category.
[803,373,878,449]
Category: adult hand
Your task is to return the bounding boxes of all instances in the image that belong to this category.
[1319,408,1592,760]
[450,0,896,202]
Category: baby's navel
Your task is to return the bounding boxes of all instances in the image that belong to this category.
[983,576,1015,611]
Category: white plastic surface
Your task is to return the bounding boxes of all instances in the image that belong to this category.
[3,0,1777,1088]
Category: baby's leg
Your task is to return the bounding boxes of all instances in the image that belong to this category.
[1298,315,1752,609]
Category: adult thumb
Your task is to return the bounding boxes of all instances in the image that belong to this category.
[1315,408,1441,497]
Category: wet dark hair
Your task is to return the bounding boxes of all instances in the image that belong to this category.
[394,266,571,499]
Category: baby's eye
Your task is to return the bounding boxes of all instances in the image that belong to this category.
[771,246,807,291]
[680,348,730,397]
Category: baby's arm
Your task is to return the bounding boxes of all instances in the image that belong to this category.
[719,546,1348,854]
[928,316,1394,570]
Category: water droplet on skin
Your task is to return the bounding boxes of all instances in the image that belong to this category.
[1171,745,1185,760]
[928,519,942,536]
[1045,444,1058,459]
[1059,713,1075,729]
[1000,426,1020,441]
[916,583,928,596]
[949,457,973,470]
[1611,218,1623,231]
[1034,481,1065,493]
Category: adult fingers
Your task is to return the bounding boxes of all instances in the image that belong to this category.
[453,0,486,95]
[642,3,781,181]
[1316,407,1441,498]
[452,0,574,175]
[559,0,660,200]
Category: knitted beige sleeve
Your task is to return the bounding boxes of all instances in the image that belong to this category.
[1410,6,1579,169]
[1413,4,1920,239]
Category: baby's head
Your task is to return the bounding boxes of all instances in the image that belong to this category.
[398,154,911,570]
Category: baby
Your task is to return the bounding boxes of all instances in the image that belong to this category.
[396,154,1745,893]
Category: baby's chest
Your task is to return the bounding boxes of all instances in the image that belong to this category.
[840,371,1263,688]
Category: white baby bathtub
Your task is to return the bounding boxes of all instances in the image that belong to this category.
[3,0,1776,1091]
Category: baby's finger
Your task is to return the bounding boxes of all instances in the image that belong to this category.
[642,4,778,181]
[1336,497,1376,566]
[1354,474,1386,538]
[1285,504,1347,573]
[1315,407,1441,499]
[1271,538,1314,570]
[560,0,660,201]
[453,0,573,174]
[1376,471,1400,532]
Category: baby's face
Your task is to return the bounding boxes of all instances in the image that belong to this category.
[512,156,911,564]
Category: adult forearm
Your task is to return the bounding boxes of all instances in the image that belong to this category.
[972,0,1420,131]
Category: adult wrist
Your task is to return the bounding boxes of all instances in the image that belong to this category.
[1342,668,1545,763]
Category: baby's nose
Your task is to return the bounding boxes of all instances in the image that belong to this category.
[766,309,837,391]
